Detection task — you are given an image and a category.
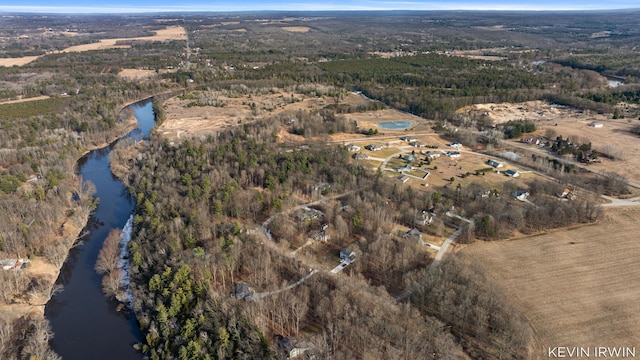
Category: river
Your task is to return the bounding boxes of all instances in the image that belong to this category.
[44,99,155,359]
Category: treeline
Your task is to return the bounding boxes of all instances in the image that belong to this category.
[0,57,177,360]
[581,86,640,105]
[409,254,533,359]
[553,54,640,78]
[0,313,60,360]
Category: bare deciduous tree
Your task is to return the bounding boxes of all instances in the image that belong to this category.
[95,229,122,275]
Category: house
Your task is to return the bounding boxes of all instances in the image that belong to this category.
[403,154,419,162]
[395,164,413,173]
[280,338,315,359]
[346,144,361,152]
[416,211,433,225]
[421,150,440,159]
[365,144,384,151]
[412,141,427,148]
[398,175,410,183]
[560,188,577,200]
[521,137,540,145]
[403,228,422,242]
[504,169,520,178]
[513,190,529,201]
[231,282,255,300]
[588,122,604,128]
[449,142,462,149]
[487,159,503,168]
[340,248,356,263]
[1,258,29,271]
[352,152,370,160]
[296,207,323,222]
[400,135,416,142]
[446,151,461,158]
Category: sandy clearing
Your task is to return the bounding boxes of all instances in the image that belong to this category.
[118,68,158,80]
[451,49,507,61]
[0,26,186,67]
[158,89,334,139]
[158,89,427,140]
[0,95,50,105]
[342,109,429,131]
[0,56,40,67]
[464,208,640,359]
[281,26,310,33]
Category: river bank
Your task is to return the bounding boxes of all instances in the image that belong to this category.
[0,101,148,360]
[44,100,157,359]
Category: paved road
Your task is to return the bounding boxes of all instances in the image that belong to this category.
[248,269,318,301]
[499,139,640,189]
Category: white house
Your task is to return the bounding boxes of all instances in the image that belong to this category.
[421,150,441,159]
[449,142,462,150]
[487,159,504,168]
[588,122,604,128]
[504,169,520,178]
[365,144,384,151]
[446,151,461,158]
[416,211,433,225]
[347,144,361,152]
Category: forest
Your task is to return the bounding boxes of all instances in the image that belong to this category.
[1,9,639,360]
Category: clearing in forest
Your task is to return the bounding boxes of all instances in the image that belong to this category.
[464,207,640,359]
[0,26,186,67]
[281,26,310,33]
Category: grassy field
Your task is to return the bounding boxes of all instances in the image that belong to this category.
[0,97,67,118]
[463,207,640,359]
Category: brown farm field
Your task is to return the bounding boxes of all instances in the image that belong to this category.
[460,100,640,183]
[464,207,640,359]
[0,26,186,67]
[281,26,311,33]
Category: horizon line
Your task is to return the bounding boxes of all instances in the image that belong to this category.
[2,6,640,14]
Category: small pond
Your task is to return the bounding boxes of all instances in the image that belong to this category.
[377,121,413,130]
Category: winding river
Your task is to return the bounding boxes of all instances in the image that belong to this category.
[44,99,155,359]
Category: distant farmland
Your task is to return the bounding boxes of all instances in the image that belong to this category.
[464,208,640,359]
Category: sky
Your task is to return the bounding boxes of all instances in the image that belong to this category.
[0,0,638,13]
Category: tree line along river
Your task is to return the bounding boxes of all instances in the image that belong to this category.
[44,99,156,360]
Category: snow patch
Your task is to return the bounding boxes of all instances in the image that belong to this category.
[117,214,135,307]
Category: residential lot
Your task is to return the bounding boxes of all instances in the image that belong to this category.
[460,100,640,184]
